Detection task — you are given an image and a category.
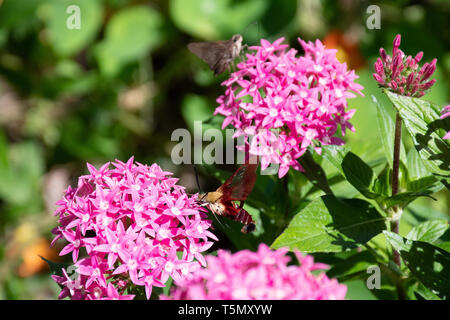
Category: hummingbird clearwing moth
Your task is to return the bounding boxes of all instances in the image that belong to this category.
[197,163,257,234]
[187,34,243,75]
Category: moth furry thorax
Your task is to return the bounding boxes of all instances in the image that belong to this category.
[197,191,223,204]
[230,34,243,57]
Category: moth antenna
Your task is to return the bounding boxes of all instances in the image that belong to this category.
[199,193,208,202]
[193,165,202,193]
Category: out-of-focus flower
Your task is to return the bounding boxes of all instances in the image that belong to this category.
[0,79,26,136]
[215,37,363,178]
[118,83,154,111]
[6,218,60,277]
[373,34,437,98]
[323,30,366,70]
[18,238,59,277]
[441,105,450,139]
[51,157,217,300]
[43,167,71,213]
[162,243,347,300]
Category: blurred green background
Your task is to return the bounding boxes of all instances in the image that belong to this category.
[0,0,448,299]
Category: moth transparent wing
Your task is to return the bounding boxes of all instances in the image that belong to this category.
[213,59,230,75]
[217,163,257,201]
[187,42,228,72]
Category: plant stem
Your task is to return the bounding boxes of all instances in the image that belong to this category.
[378,263,406,300]
[391,111,406,300]
[283,174,290,221]
[391,112,402,268]
[392,112,402,197]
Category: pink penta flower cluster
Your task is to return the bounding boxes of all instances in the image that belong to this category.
[442,105,450,140]
[51,157,217,300]
[215,37,363,178]
[373,34,437,97]
[162,243,347,300]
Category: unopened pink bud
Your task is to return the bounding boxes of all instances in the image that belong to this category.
[391,54,402,78]
[414,51,423,63]
[418,62,429,78]
[379,48,388,62]
[416,91,425,98]
[390,80,398,90]
[394,53,402,66]
[421,79,436,90]
[405,56,412,67]
[400,76,406,85]
[397,63,404,75]
[374,58,384,75]
[421,61,436,81]
[393,34,401,48]
[373,73,385,85]
[406,73,414,88]
[392,34,401,57]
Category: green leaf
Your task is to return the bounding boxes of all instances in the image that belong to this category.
[373,165,391,197]
[406,220,449,243]
[44,0,103,56]
[271,195,386,253]
[384,231,450,299]
[162,277,173,296]
[407,176,443,193]
[407,280,442,300]
[321,145,350,177]
[259,0,296,38]
[170,0,268,40]
[181,94,215,132]
[320,250,378,280]
[372,95,406,167]
[95,6,164,77]
[404,203,449,225]
[342,279,378,300]
[0,0,41,30]
[406,147,430,180]
[39,256,71,277]
[414,282,442,300]
[342,152,379,199]
[0,129,9,170]
[382,191,435,210]
[0,142,44,205]
[385,90,450,180]
[297,150,333,195]
[436,242,450,252]
[376,165,443,211]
